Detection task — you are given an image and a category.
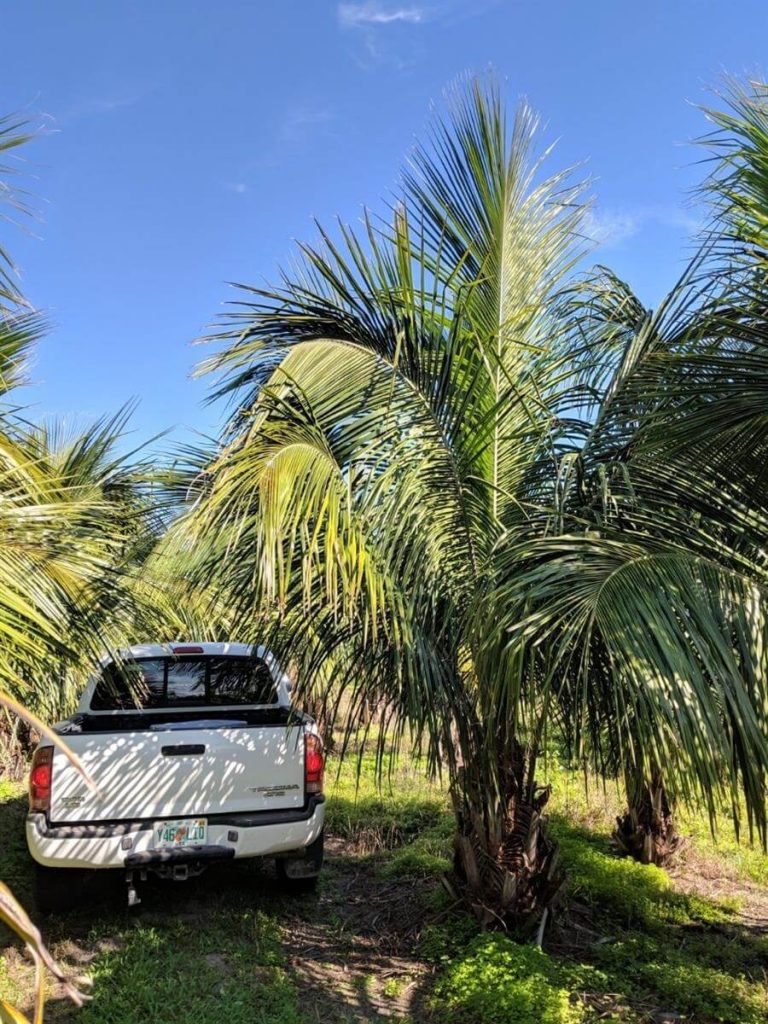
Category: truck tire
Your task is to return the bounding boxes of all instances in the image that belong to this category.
[33,863,88,914]
[275,829,324,891]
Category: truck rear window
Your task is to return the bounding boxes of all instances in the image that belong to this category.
[90,655,278,710]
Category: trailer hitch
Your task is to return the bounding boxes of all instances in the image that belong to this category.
[125,869,144,906]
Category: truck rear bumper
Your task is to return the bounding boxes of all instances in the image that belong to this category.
[26,796,325,870]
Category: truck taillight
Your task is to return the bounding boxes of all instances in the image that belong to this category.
[29,745,53,812]
[305,733,324,795]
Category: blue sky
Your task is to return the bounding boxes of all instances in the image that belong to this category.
[3,0,767,446]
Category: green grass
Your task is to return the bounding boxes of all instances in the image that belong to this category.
[0,951,26,1012]
[552,817,768,1023]
[80,912,303,1024]
[679,804,768,887]
[0,779,24,802]
[377,821,452,879]
[2,748,768,1024]
[325,750,448,848]
[325,748,768,1022]
[592,936,768,1024]
[427,827,768,1024]
[0,772,305,1023]
[550,817,741,928]
[426,814,768,1023]
[325,750,768,1022]
[324,750,453,881]
[542,758,768,887]
[328,746,768,888]
[0,778,32,903]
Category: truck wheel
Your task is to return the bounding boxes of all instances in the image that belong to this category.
[33,863,87,914]
[275,829,324,891]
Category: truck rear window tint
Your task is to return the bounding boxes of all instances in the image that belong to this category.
[91,655,277,710]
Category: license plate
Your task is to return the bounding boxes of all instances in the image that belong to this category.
[153,818,207,848]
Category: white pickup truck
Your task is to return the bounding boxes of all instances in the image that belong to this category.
[26,642,325,912]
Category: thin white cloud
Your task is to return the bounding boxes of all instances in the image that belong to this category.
[279,104,336,145]
[584,204,702,249]
[653,205,701,234]
[337,2,496,72]
[224,102,338,183]
[338,3,427,27]
[338,0,499,31]
[583,209,641,248]
[338,3,430,70]
[59,90,147,124]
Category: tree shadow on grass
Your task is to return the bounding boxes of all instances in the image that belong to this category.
[33,851,440,1024]
[274,847,439,1023]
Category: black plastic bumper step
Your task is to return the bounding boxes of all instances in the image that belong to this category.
[124,845,236,867]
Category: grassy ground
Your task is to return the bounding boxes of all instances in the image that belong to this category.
[1,753,766,1023]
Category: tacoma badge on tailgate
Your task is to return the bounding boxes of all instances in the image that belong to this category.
[250,784,300,797]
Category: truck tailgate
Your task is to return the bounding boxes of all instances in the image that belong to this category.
[48,724,305,823]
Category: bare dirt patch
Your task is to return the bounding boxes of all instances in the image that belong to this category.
[280,837,437,1022]
[669,845,768,933]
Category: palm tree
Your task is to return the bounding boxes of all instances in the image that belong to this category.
[0,113,36,310]
[491,80,768,864]
[0,409,185,737]
[495,255,768,865]
[176,81,600,927]
[179,76,768,921]
[0,116,179,1021]
[0,117,98,1018]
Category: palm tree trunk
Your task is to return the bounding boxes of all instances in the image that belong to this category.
[304,696,336,753]
[0,711,31,779]
[613,766,685,866]
[451,737,562,931]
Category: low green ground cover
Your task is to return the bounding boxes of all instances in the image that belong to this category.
[417,833,767,1024]
[0,751,766,1023]
[325,750,453,879]
[432,935,584,1024]
[329,751,768,1024]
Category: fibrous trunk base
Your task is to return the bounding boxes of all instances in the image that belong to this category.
[451,743,563,933]
[613,772,685,867]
